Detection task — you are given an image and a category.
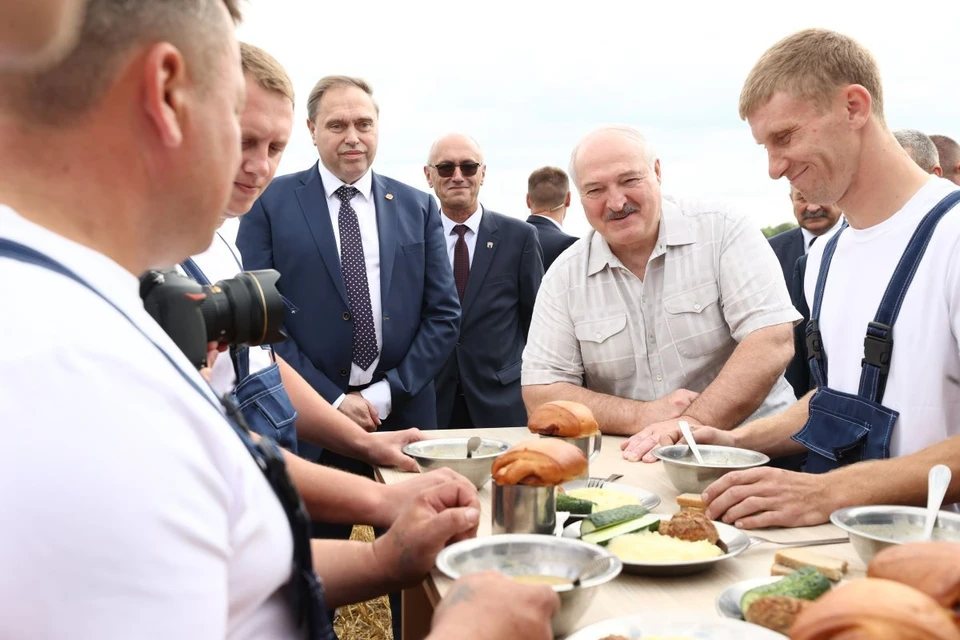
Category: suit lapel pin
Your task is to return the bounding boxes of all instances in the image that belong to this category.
[385,193,394,200]
[487,242,494,249]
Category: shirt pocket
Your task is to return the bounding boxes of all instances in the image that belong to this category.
[663,281,729,358]
[574,314,636,381]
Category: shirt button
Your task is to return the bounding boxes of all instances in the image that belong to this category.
[656,374,663,382]
[596,333,602,340]
[648,334,655,343]
[342,311,351,321]
[641,296,647,303]
[693,304,701,311]
[339,369,348,377]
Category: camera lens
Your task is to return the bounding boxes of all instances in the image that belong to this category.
[200,270,286,346]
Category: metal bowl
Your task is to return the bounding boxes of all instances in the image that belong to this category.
[830,505,960,565]
[435,534,622,636]
[652,444,770,494]
[402,437,510,488]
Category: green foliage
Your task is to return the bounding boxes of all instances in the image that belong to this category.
[762,222,798,238]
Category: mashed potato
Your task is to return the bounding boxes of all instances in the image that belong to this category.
[607,531,723,563]
[566,487,641,512]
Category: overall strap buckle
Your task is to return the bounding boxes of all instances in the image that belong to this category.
[862,321,893,374]
[806,319,824,361]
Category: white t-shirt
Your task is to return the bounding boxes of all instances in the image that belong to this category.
[804,178,960,459]
[187,229,274,397]
[0,206,301,639]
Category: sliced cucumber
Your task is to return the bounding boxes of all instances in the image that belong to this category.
[581,504,649,532]
[581,514,661,545]
[556,494,595,515]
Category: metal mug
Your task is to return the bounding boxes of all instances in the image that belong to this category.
[491,483,557,535]
[538,432,601,479]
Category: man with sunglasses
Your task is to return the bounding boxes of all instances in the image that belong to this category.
[526,166,578,271]
[425,134,544,429]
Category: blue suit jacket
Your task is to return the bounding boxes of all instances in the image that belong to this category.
[768,227,810,399]
[236,163,460,434]
[435,209,543,428]
[526,214,577,272]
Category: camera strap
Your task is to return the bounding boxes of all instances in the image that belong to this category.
[0,239,335,640]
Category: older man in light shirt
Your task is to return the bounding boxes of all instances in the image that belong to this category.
[521,125,800,462]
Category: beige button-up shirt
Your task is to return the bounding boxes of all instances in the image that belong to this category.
[521,195,800,422]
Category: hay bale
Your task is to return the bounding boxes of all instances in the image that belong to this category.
[332,525,393,640]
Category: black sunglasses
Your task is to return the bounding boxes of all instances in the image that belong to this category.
[430,162,481,178]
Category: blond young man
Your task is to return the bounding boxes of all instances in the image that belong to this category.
[689,29,960,529]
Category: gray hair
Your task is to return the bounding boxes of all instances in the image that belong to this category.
[931,134,960,180]
[894,129,941,174]
[568,125,657,190]
[0,0,242,124]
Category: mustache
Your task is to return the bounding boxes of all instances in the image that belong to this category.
[802,208,830,220]
[605,203,640,221]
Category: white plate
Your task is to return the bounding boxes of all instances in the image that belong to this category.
[565,612,784,640]
[562,515,750,576]
[560,481,661,521]
[716,575,839,621]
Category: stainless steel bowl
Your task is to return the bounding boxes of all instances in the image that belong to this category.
[402,437,511,488]
[435,534,622,636]
[652,444,770,494]
[830,505,960,565]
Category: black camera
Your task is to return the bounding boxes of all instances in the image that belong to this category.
[140,269,287,369]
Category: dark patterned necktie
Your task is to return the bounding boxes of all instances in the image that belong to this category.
[334,185,378,370]
[452,224,470,301]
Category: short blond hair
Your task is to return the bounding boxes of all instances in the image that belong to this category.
[306,75,378,123]
[240,42,294,106]
[739,28,885,125]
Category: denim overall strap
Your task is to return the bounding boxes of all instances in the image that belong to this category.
[805,221,848,389]
[1,239,335,640]
[857,190,960,403]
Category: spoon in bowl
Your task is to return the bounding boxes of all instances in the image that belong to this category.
[923,464,952,541]
[466,436,482,459]
[678,420,705,465]
[571,556,614,588]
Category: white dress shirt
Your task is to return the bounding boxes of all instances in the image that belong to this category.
[800,217,843,253]
[184,228,274,398]
[440,205,483,268]
[0,206,299,639]
[317,162,391,419]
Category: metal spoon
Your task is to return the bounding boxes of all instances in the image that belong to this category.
[678,420,705,465]
[466,436,482,459]
[571,556,613,588]
[923,464,952,541]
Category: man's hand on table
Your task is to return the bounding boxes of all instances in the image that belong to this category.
[362,428,423,472]
[621,413,703,463]
[373,478,481,588]
[643,388,699,424]
[429,571,559,640]
[371,467,478,529]
[703,467,837,529]
[339,392,381,432]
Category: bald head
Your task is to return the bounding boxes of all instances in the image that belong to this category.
[569,126,657,191]
[424,132,486,221]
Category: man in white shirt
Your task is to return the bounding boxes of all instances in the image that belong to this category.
[689,28,960,529]
[0,2,558,638]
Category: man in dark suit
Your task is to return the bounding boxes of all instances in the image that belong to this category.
[768,186,843,399]
[237,75,460,638]
[424,134,544,428]
[525,166,578,271]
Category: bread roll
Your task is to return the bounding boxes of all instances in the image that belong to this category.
[790,578,960,640]
[527,401,599,438]
[491,439,588,486]
[868,542,960,623]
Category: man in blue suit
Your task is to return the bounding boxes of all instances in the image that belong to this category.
[768,186,842,399]
[525,166,578,272]
[425,134,544,428]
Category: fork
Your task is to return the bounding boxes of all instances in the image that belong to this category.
[585,473,624,488]
[746,534,848,550]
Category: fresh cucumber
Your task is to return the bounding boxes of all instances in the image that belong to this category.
[556,494,595,515]
[581,504,649,532]
[740,567,831,615]
[581,514,661,545]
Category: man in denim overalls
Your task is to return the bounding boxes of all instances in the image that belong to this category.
[687,28,960,529]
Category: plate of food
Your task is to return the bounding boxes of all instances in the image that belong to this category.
[716,567,834,635]
[562,509,750,576]
[558,481,661,521]
[564,612,784,640]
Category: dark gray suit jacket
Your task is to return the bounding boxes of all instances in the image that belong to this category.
[768,227,810,399]
[526,214,577,272]
[435,209,544,428]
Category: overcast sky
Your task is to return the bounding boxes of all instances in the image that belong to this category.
[235,0,960,238]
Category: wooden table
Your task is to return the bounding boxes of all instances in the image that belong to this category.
[377,428,864,639]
